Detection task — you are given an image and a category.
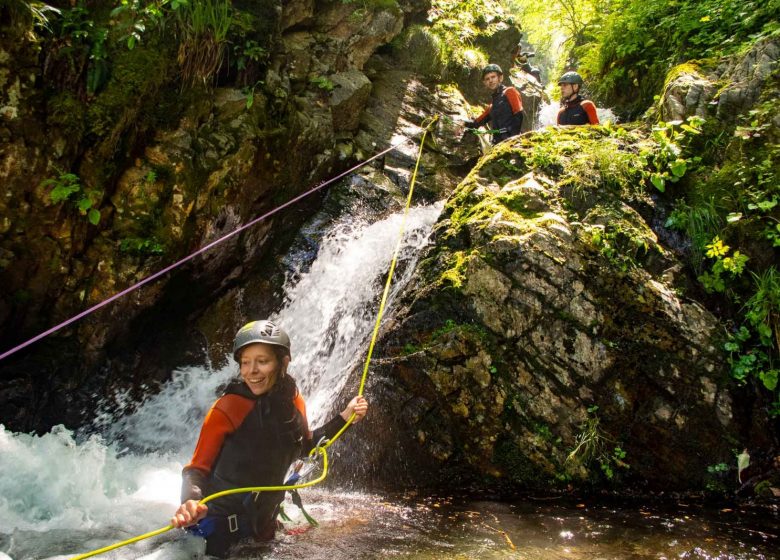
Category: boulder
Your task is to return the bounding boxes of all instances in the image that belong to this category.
[354,127,739,492]
[659,38,779,123]
[329,70,372,132]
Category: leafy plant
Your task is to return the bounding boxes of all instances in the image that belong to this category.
[697,236,749,293]
[41,170,101,225]
[176,0,232,84]
[566,405,629,480]
[664,198,723,270]
[310,75,335,92]
[723,268,780,411]
[119,236,165,255]
[110,0,186,49]
[640,117,704,192]
[232,39,266,71]
[705,461,729,493]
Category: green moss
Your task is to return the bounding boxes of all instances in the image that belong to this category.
[440,250,468,288]
[46,93,87,142]
[88,46,169,138]
[493,435,566,487]
[396,25,445,77]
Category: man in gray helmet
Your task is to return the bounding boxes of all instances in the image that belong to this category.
[557,71,599,125]
[171,320,368,557]
[465,63,525,144]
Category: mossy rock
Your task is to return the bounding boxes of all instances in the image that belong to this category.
[396,25,446,77]
[87,46,170,138]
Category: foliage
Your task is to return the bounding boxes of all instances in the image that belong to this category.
[508,0,601,82]
[110,0,186,49]
[339,0,399,9]
[566,406,629,481]
[665,97,780,414]
[119,236,165,255]
[664,198,722,271]
[422,0,507,79]
[639,117,704,193]
[697,236,749,293]
[705,461,729,493]
[40,170,101,225]
[310,76,335,92]
[175,0,232,85]
[724,269,780,410]
[1,0,61,32]
[509,0,779,114]
[580,0,780,115]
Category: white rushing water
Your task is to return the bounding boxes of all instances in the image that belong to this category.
[0,202,442,560]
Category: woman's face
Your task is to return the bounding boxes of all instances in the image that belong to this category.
[239,343,288,396]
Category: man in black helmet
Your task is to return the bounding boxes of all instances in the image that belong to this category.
[556,71,599,125]
[465,63,524,144]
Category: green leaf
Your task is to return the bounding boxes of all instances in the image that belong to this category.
[77,197,93,212]
[670,159,687,177]
[650,173,665,191]
[759,370,778,391]
[726,212,743,223]
[88,208,101,225]
[50,184,80,203]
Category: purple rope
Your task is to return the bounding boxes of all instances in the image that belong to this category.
[0,139,410,362]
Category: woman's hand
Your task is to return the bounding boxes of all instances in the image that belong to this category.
[340,395,369,423]
[171,499,208,528]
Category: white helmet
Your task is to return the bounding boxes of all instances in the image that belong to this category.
[232,320,291,362]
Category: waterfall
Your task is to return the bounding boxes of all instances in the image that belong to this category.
[0,200,442,560]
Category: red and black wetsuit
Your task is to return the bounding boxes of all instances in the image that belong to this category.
[180,375,346,556]
[557,94,599,125]
[473,84,524,144]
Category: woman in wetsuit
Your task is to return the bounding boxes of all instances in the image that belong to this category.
[170,320,368,556]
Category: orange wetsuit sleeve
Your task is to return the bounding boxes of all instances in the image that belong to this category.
[186,395,254,474]
[582,100,599,124]
[474,105,492,126]
[293,391,311,437]
[505,87,523,113]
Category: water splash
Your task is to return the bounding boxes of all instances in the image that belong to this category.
[278,203,442,424]
[0,201,442,559]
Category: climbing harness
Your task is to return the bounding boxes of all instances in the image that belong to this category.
[68,114,439,560]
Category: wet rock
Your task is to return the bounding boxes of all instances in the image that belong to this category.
[660,38,779,122]
[330,70,372,132]
[282,0,313,30]
[360,127,738,492]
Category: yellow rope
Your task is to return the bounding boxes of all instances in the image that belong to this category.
[323,114,438,448]
[69,115,438,560]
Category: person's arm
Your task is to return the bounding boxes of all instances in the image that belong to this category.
[172,398,245,528]
[504,87,524,132]
[302,396,369,453]
[582,100,599,124]
[467,105,492,129]
[505,87,523,114]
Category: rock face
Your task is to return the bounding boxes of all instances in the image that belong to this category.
[0,1,413,432]
[660,37,779,122]
[352,127,738,491]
